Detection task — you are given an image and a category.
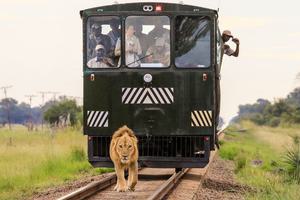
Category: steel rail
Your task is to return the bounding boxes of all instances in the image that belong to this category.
[147,168,189,200]
[57,173,117,200]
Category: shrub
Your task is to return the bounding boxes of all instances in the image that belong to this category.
[268,117,281,127]
[283,136,300,183]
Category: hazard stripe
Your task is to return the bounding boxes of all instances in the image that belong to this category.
[191,110,213,127]
[122,87,174,104]
[87,111,109,127]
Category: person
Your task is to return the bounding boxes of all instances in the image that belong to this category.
[148,20,170,42]
[221,30,240,58]
[88,23,112,59]
[214,30,240,148]
[108,20,121,50]
[145,37,170,66]
[134,22,149,56]
[87,44,114,68]
[115,24,142,67]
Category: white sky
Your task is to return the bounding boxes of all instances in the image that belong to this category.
[0,0,299,123]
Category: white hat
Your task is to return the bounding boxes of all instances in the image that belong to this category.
[95,44,105,51]
[222,30,233,37]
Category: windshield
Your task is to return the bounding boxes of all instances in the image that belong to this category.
[121,16,170,68]
[175,16,211,68]
[86,16,120,68]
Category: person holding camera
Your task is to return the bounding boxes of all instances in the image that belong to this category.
[222,30,240,57]
[214,30,240,148]
[115,24,142,67]
[87,44,114,68]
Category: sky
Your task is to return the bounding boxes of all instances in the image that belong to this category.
[0,0,299,123]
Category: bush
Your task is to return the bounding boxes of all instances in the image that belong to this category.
[268,117,281,127]
[283,136,300,183]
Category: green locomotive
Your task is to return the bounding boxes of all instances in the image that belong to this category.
[80,2,222,168]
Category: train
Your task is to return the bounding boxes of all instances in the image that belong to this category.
[80,2,223,169]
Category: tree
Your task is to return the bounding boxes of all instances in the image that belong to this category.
[286,87,300,107]
[43,98,81,126]
[0,98,17,125]
[238,98,270,117]
[263,99,291,118]
[0,98,42,125]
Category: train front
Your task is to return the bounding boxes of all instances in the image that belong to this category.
[81,3,218,168]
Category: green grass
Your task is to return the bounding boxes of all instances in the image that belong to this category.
[220,121,300,200]
[0,126,112,200]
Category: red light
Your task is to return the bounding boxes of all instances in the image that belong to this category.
[203,73,208,81]
[155,5,162,11]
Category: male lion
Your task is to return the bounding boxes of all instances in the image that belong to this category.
[110,125,138,192]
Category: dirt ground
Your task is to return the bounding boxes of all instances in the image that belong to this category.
[193,154,251,200]
[31,155,251,200]
[31,172,114,200]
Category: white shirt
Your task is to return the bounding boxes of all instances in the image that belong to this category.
[87,57,111,68]
[115,35,142,67]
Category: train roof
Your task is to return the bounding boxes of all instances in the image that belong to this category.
[80,2,217,18]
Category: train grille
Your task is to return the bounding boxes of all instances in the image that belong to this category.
[92,136,205,158]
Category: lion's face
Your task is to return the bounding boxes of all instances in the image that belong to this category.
[116,133,135,164]
[110,126,138,166]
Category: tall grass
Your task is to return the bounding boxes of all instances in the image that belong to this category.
[220,122,300,200]
[0,126,110,200]
[284,135,300,183]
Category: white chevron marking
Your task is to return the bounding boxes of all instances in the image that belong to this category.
[90,111,99,127]
[87,111,94,125]
[131,88,143,104]
[158,88,170,104]
[121,87,174,104]
[199,111,209,126]
[122,88,131,103]
[125,87,137,104]
[99,112,108,127]
[165,88,174,102]
[137,88,148,104]
[191,112,200,127]
[204,111,212,126]
[152,88,165,104]
[143,96,152,104]
[147,89,158,104]
[94,111,104,127]
[194,111,204,127]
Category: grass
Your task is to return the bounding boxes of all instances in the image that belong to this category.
[220,121,300,200]
[0,125,112,200]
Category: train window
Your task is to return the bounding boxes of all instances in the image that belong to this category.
[175,16,211,68]
[86,16,121,68]
[121,16,170,68]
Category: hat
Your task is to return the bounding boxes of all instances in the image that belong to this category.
[91,23,100,29]
[222,30,233,37]
[155,37,165,47]
[95,44,105,51]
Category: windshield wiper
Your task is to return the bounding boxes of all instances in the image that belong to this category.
[126,53,153,67]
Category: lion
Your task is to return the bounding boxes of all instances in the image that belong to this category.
[109,125,138,192]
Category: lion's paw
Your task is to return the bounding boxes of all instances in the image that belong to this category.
[128,187,135,192]
[116,185,128,192]
[113,184,118,191]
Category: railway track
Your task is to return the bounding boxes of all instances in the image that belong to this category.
[58,131,225,200]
